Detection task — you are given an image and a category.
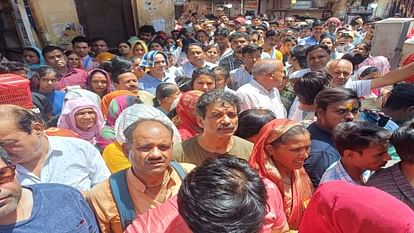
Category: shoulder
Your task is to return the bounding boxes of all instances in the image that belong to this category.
[366,163,397,186]
[29,183,84,199]
[86,179,111,202]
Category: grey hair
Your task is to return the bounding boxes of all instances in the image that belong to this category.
[252,59,278,77]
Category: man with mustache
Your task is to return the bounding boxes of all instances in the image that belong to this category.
[320,121,391,185]
[174,89,253,166]
[175,42,217,78]
[87,119,195,233]
[218,32,249,72]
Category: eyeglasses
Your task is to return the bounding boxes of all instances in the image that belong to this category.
[0,165,16,185]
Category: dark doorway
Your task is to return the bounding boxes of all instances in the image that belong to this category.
[74,0,135,48]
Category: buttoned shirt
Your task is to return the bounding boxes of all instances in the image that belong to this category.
[138,72,176,95]
[236,79,287,118]
[174,61,217,78]
[320,160,370,185]
[219,50,243,72]
[299,36,319,46]
[16,136,110,192]
[229,66,253,90]
[55,67,88,90]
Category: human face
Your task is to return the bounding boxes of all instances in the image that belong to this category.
[0,160,21,219]
[353,44,369,57]
[187,45,205,67]
[92,40,109,54]
[320,38,334,50]
[90,72,108,96]
[352,143,391,171]
[193,74,215,92]
[283,41,296,54]
[127,121,173,176]
[214,35,229,49]
[22,50,40,65]
[312,25,324,38]
[118,42,131,56]
[38,73,57,93]
[285,17,295,27]
[248,34,259,45]
[317,99,360,132]
[328,61,353,87]
[0,119,44,164]
[242,51,261,71]
[74,108,97,131]
[230,37,248,53]
[139,32,153,43]
[150,42,163,52]
[131,58,145,79]
[45,49,67,69]
[66,53,81,68]
[198,101,238,138]
[268,63,285,89]
[214,73,228,89]
[267,133,311,171]
[116,72,138,91]
[150,54,167,75]
[133,44,146,58]
[265,35,280,47]
[166,39,176,49]
[74,42,90,57]
[306,48,330,71]
[196,32,209,44]
[205,47,219,63]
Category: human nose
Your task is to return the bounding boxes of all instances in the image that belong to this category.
[344,111,355,121]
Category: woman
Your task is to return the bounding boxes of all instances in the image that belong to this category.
[154,83,181,114]
[129,40,148,58]
[86,68,112,98]
[148,39,165,52]
[57,97,104,145]
[190,68,216,92]
[22,46,46,78]
[174,90,203,140]
[353,42,390,75]
[249,119,313,230]
[117,40,131,58]
[203,44,219,64]
[235,109,276,143]
[64,50,82,69]
[30,66,65,116]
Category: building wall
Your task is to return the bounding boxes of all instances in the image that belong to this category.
[132,0,175,33]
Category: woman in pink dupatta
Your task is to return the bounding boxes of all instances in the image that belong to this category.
[174,90,204,140]
[249,119,313,230]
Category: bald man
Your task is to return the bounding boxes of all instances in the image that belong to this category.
[326,59,414,97]
[0,104,110,192]
[236,59,287,118]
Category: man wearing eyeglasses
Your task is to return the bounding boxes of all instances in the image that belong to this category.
[0,147,99,232]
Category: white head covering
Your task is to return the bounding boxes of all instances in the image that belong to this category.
[64,88,101,109]
[115,104,181,144]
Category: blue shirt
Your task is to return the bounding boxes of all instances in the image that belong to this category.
[299,36,319,46]
[0,183,99,232]
[138,72,176,95]
[320,160,371,185]
[304,122,341,187]
[39,90,65,116]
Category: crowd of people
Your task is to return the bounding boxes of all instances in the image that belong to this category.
[0,8,414,233]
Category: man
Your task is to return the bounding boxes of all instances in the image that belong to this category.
[111,56,139,93]
[138,51,176,95]
[175,42,217,78]
[0,147,100,232]
[87,119,195,232]
[229,44,262,90]
[173,90,253,166]
[305,44,331,72]
[0,105,110,191]
[91,37,109,55]
[138,25,156,43]
[218,32,249,72]
[214,28,232,60]
[382,83,414,125]
[326,58,414,97]
[299,20,324,46]
[261,30,283,61]
[42,45,88,90]
[71,36,100,70]
[367,120,414,209]
[320,121,391,185]
[124,156,289,233]
[305,88,360,187]
[284,16,296,28]
[236,59,287,118]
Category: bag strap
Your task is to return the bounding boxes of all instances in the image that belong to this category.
[170,160,186,180]
[109,169,136,230]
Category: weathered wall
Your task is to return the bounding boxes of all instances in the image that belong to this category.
[132,0,175,33]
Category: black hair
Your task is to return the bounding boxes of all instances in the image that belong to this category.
[110,56,133,83]
[390,120,414,163]
[117,40,131,48]
[177,155,267,233]
[190,67,216,89]
[41,45,64,58]
[356,42,372,52]
[294,71,330,105]
[283,36,298,44]
[270,125,309,148]
[289,45,308,69]
[265,29,279,38]
[148,39,165,50]
[228,32,248,42]
[30,66,57,92]
[154,83,179,106]
[185,42,203,54]
[235,109,276,139]
[315,87,360,112]
[241,44,262,54]
[196,89,240,119]
[305,44,331,57]
[71,36,90,46]
[91,37,108,45]
[312,19,324,28]
[319,33,335,43]
[212,66,230,80]
[333,121,390,156]
[214,28,230,37]
[383,83,414,110]
[138,25,156,35]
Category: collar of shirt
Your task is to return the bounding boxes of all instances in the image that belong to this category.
[126,167,178,193]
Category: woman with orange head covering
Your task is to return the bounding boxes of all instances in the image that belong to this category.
[175,90,204,140]
[249,119,313,230]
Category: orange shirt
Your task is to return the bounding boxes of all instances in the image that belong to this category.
[86,164,195,233]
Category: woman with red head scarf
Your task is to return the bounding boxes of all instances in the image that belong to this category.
[175,90,204,140]
[249,119,313,230]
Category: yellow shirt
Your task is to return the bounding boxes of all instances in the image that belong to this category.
[102,142,131,173]
[86,163,195,233]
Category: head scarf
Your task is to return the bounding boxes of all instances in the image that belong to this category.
[86,68,112,97]
[65,89,101,108]
[24,46,46,79]
[249,119,313,230]
[175,90,203,140]
[324,17,342,28]
[139,50,168,68]
[57,97,104,143]
[129,39,148,58]
[100,90,136,118]
[299,181,414,233]
[45,127,80,138]
[115,104,181,145]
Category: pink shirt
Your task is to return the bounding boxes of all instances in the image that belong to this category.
[55,67,87,91]
[125,178,287,233]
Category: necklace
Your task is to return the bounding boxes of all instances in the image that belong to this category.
[145,171,169,189]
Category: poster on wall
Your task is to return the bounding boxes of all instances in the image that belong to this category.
[244,0,258,12]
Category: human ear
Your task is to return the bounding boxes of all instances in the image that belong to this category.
[196,116,204,129]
